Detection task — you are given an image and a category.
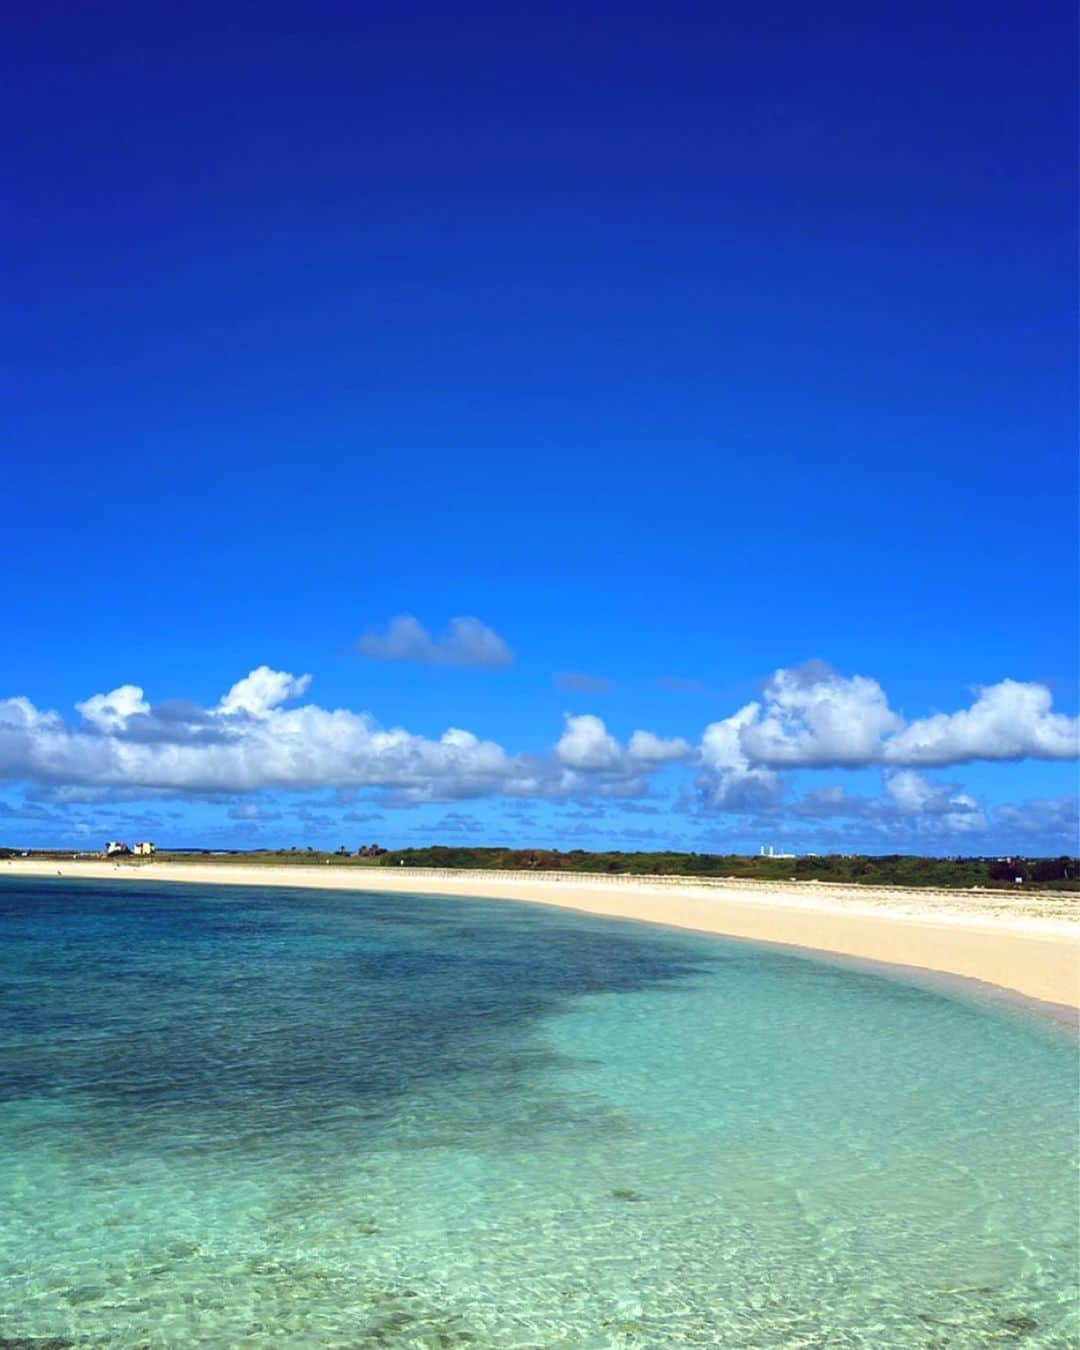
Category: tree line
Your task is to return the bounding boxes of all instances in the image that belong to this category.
[371,847,1078,889]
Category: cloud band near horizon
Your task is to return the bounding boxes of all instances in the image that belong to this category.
[0,663,1076,846]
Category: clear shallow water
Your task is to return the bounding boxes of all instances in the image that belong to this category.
[0,878,1076,1348]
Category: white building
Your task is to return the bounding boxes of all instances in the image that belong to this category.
[104,841,131,856]
[133,841,156,856]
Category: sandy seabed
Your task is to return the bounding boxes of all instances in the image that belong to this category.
[5,858,1078,1018]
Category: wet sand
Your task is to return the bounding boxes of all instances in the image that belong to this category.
[5,859,1078,1014]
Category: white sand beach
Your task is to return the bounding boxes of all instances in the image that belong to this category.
[6,858,1078,1014]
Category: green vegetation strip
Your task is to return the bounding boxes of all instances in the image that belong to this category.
[10,846,1076,891]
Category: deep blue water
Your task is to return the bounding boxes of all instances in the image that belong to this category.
[1,877,1076,1346]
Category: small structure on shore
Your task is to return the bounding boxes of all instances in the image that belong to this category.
[133,841,156,856]
[103,840,131,857]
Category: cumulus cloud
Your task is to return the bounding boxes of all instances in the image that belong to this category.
[74,684,150,731]
[0,668,527,802]
[0,697,61,735]
[1,660,1076,849]
[627,729,693,764]
[218,667,312,717]
[738,663,903,767]
[883,680,1079,765]
[696,664,1078,810]
[698,704,782,810]
[3,675,684,811]
[556,714,623,771]
[357,615,513,668]
[556,714,692,777]
[882,769,966,816]
[779,773,986,835]
[881,770,986,832]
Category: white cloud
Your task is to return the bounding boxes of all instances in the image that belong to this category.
[882,769,951,814]
[218,667,312,717]
[75,684,150,731]
[1,661,1076,844]
[556,714,622,771]
[627,729,693,764]
[698,704,781,809]
[883,679,1079,765]
[0,669,528,802]
[775,772,986,836]
[357,615,513,668]
[0,697,61,733]
[881,770,986,832]
[738,664,903,767]
[698,666,1078,798]
[556,715,693,780]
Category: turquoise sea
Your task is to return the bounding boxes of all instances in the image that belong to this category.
[0,877,1076,1348]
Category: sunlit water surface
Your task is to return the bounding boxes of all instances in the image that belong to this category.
[0,877,1076,1347]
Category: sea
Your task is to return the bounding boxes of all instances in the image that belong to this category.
[1,876,1076,1347]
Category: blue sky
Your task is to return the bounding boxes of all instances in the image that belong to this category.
[3,0,1076,855]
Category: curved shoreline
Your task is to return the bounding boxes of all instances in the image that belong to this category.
[5,858,1078,1016]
